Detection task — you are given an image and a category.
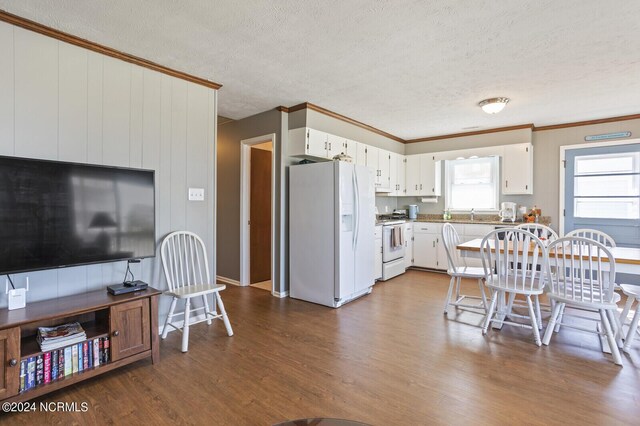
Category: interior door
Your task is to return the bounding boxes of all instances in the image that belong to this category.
[110,299,151,361]
[0,327,20,400]
[250,147,272,283]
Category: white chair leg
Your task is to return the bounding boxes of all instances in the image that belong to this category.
[607,309,623,348]
[543,301,562,346]
[478,279,488,311]
[619,295,634,327]
[482,291,498,335]
[182,297,191,353]
[534,296,543,330]
[505,292,516,317]
[443,276,455,315]
[554,304,566,332]
[216,292,234,336]
[455,277,461,300]
[162,297,177,339]
[202,294,213,325]
[623,303,640,354]
[600,309,622,366]
[526,296,541,346]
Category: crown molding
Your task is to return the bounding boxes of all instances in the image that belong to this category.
[406,124,534,143]
[533,113,640,131]
[0,9,222,90]
[285,102,405,143]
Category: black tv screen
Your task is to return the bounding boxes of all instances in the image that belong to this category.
[0,156,155,274]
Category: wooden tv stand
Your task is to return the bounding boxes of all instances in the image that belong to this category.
[0,287,161,402]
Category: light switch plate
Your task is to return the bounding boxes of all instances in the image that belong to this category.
[188,188,205,201]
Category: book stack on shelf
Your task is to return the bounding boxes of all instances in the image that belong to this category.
[18,322,111,393]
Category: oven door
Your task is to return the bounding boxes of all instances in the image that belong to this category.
[383,225,406,262]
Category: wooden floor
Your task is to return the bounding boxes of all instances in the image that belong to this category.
[3,270,640,425]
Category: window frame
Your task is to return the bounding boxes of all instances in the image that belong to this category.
[444,156,500,213]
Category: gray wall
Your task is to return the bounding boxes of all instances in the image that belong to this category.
[216,108,286,292]
[0,22,218,321]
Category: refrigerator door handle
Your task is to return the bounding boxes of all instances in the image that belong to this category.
[353,168,360,251]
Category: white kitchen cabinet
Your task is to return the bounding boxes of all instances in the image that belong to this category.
[502,143,533,195]
[388,153,406,196]
[405,155,421,196]
[366,145,379,176]
[377,149,391,192]
[412,222,440,269]
[289,127,330,159]
[344,139,358,159]
[327,133,345,159]
[397,155,406,195]
[375,225,383,280]
[404,222,413,269]
[356,142,367,167]
[419,154,442,196]
[405,154,441,196]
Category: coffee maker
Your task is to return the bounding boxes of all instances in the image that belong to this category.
[499,202,517,222]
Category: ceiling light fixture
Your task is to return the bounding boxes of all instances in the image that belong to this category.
[478,97,510,114]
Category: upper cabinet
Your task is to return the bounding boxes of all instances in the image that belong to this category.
[289,127,330,159]
[502,143,533,195]
[406,154,441,196]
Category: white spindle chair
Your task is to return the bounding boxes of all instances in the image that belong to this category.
[559,229,618,332]
[619,284,640,354]
[480,228,549,346]
[542,237,622,365]
[566,229,616,248]
[516,223,559,242]
[441,223,488,317]
[160,231,233,352]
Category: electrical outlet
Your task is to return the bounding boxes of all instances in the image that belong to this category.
[188,188,205,201]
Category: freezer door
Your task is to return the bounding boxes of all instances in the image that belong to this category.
[353,164,375,293]
[335,162,356,299]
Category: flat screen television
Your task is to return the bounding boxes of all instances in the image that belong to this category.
[0,156,156,275]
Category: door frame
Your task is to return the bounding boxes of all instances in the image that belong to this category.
[559,138,640,235]
[240,133,277,291]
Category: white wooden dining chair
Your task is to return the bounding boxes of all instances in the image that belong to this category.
[618,284,640,354]
[516,223,559,242]
[559,229,618,332]
[441,223,488,317]
[480,228,549,346]
[160,231,233,352]
[542,237,622,365]
[566,229,616,248]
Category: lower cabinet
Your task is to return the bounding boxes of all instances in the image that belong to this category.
[110,299,151,362]
[375,225,383,280]
[0,327,20,400]
[404,222,413,269]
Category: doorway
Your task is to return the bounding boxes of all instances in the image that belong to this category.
[240,134,276,293]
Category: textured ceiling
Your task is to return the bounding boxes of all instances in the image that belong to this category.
[1,1,639,139]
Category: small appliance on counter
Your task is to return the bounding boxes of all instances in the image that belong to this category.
[499,202,517,222]
[408,205,419,220]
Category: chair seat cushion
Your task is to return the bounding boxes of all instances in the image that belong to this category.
[450,266,485,278]
[165,283,226,299]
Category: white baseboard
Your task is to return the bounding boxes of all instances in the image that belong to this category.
[272,290,289,298]
[217,275,242,286]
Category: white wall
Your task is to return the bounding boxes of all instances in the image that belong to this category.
[0,22,217,320]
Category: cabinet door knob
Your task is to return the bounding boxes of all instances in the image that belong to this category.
[9,358,17,367]
[113,330,120,337]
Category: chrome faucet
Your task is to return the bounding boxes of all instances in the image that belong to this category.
[470,208,475,221]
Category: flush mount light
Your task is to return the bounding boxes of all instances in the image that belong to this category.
[478,97,510,114]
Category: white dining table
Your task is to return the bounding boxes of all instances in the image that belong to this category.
[456,238,640,349]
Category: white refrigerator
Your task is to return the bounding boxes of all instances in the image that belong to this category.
[289,161,375,308]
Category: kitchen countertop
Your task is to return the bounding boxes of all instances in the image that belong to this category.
[376,214,552,227]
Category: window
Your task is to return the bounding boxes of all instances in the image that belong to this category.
[445,156,499,211]
[573,151,640,219]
